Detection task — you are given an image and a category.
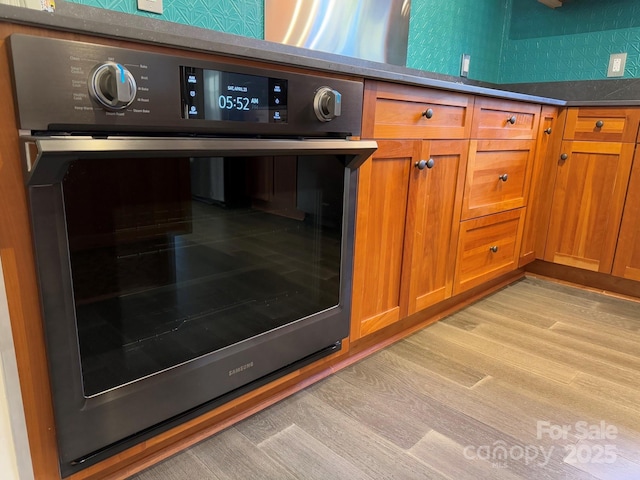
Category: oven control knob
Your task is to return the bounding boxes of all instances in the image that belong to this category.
[313,87,342,122]
[89,62,137,111]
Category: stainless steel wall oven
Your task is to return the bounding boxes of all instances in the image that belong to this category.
[8,34,375,477]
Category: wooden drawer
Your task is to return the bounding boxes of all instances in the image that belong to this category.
[563,107,640,143]
[470,97,541,139]
[363,81,473,139]
[454,208,525,294]
[461,139,535,220]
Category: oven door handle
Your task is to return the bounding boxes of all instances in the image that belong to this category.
[21,137,378,185]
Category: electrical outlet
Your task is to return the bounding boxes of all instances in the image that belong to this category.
[607,53,626,78]
[460,54,470,78]
[137,0,163,14]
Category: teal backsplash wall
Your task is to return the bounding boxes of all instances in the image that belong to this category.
[501,0,640,83]
[66,0,640,84]
[406,0,506,83]
[66,0,264,38]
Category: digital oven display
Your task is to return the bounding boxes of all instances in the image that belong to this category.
[181,66,288,123]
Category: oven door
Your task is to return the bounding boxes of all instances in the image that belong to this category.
[22,136,376,475]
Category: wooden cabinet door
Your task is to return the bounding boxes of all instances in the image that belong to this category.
[544,141,634,273]
[461,139,535,220]
[519,105,559,266]
[350,140,415,340]
[400,139,467,316]
[612,150,640,281]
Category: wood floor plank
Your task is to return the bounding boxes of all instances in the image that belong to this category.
[257,424,373,480]
[423,322,578,383]
[408,429,525,480]
[386,338,488,388]
[561,438,640,480]
[548,321,640,359]
[235,391,445,480]
[411,326,640,465]
[188,427,297,480]
[492,284,640,333]
[570,372,640,415]
[463,317,640,390]
[133,449,219,480]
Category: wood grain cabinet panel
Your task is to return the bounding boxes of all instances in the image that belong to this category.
[362,81,473,140]
[563,107,640,143]
[544,141,634,273]
[612,149,640,281]
[461,139,535,220]
[350,138,467,339]
[519,106,560,266]
[400,139,467,316]
[470,97,541,140]
[351,140,414,339]
[454,208,525,294]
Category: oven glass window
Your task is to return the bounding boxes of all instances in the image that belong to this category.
[62,155,344,397]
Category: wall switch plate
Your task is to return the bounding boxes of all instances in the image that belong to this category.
[137,0,163,14]
[607,53,627,77]
[460,54,470,77]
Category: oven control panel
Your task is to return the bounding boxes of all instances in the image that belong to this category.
[8,34,363,137]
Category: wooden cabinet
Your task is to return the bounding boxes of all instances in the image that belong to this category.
[519,105,559,266]
[563,107,640,143]
[400,139,467,316]
[452,97,540,293]
[351,140,413,338]
[461,139,535,220]
[363,81,473,140]
[454,208,525,294]
[543,105,638,274]
[470,97,541,140]
[350,139,467,339]
[612,148,640,281]
[544,140,635,273]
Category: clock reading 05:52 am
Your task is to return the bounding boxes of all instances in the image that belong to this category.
[217,95,260,111]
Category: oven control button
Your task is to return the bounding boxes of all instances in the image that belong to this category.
[89,62,137,111]
[313,86,342,122]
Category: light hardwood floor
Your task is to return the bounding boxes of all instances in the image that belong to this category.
[130,276,640,479]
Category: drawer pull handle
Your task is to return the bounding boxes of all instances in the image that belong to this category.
[489,246,499,253]
[507,115,517,125]
[595,120,604,128]
[560,153,568,161]
[422,108,434,119]
[415,158,435,170]
[544,127,552,134]
[499,173,508,182]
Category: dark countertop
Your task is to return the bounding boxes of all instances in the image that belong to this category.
[0,2,565,106]
[2,2,639,107]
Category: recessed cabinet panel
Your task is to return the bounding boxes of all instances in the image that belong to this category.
[461,139,535,220]
[364,81,473,140]
[612,149,640,281]
[471,97,541,140]
[351,140,414,339]
[563,107,640,143]
[519,106,559,266]
[544,141,634,273]
[454,208,525,294]
[401,139,467,315]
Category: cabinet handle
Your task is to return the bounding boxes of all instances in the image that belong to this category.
[560,153,568,161]
[499,173,508,182]
[544,127,552,134]
[415,158,435,170]
[595,120,604,128]
[422,108,434,119]
[490,246,499,253]
[507,115,517,125]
